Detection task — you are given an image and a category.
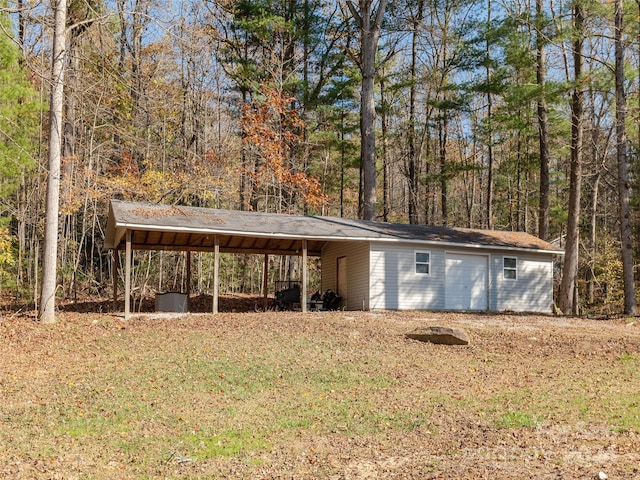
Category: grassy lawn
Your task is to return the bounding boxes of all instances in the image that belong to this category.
[1,310,639,478]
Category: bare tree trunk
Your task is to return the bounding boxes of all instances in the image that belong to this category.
[614,0,637,314]
[439,116,448,225]
[485,0,494,230]
[240,88,249,211]
[340,110,346,217]
[361,29,378,221]
[347,0,388,221]
[536,0,550,240]
[515,127,522,231]
[17,0,26,61]
[17,170,27,291]
[559,2,584,315]
[407,1,424,224]
[39,0,67,323]
[380,73,390,222]
[423,105,433,225]
[62,37,80,301]
[587,171,600,304]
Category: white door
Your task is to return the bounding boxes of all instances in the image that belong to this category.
[445,253,488,310]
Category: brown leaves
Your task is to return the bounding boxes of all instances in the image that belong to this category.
[241,87,328,209]
[1,309,640,478]
[101,150,228,205]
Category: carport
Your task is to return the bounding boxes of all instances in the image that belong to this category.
[104,200,334,318]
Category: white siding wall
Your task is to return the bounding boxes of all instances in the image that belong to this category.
[321,241,370,310]
[322,241,555,313]
[370,243,446,310]
[490,253,554,313]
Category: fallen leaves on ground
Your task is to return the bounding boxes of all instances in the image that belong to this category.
[1,303,639,479]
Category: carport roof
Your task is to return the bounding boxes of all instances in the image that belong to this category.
[105,199,565,256]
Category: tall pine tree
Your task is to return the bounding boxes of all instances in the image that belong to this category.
[0,5,40,207]
[0,4,40,289]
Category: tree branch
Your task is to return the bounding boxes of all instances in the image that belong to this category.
[346,1,363,30]
[373,0,388,29]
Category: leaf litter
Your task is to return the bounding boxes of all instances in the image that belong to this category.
[1,307,639,479]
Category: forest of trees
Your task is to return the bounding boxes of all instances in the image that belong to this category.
[0,0,638,317]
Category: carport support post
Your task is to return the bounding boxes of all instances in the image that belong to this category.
[302,239,307,313]
[124,230,132,320]
[112,249,118,312]
[186,251,191,312]
[212,235,219,314]
[262,254,269,311]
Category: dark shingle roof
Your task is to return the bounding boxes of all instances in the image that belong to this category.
[105,199,564,255]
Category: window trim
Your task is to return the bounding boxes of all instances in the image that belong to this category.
[415,250,431,276]
[503,256,517,281]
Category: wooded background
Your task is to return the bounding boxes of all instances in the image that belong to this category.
[0,0,638,315]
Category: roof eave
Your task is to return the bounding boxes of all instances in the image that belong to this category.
[370,237,565,255]
[108,221,565,255]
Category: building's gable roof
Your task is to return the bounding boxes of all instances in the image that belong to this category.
[105,199,564,255]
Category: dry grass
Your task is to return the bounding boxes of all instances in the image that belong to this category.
[1,309,639,479]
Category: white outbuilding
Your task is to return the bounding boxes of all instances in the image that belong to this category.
[105,200,563,317]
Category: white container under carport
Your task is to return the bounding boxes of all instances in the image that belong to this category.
[155,292,188,312]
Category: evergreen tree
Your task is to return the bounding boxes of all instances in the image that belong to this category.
[0,6,40,207]
[0,4,40,289]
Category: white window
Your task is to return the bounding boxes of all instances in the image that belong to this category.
[503,256,517,280]
[415,251,431,275]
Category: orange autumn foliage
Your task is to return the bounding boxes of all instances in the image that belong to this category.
[241,87,328,210]
[101,149,228,205]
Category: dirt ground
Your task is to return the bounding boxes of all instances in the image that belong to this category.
[1,298,639,479]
